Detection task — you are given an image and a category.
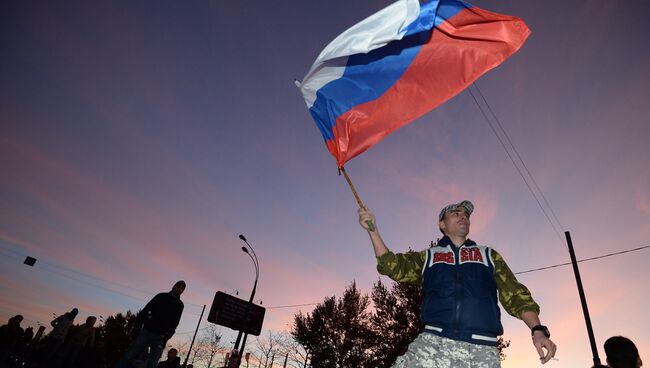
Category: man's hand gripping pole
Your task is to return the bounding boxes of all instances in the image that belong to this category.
[340,166,375,232]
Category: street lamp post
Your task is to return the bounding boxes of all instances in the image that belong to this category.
[231,234,259,367]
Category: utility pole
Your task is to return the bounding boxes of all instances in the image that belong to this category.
[232,234,260,367]
[565,231,601,366]
[183,304,206,368]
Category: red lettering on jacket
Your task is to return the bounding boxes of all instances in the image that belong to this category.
[460,247,485,263]
[461,248,469,262]
[446,252,454,264]
[472,248,484,263]
[433,251,455,264]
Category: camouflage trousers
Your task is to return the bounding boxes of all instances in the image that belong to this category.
[392,333,500,368]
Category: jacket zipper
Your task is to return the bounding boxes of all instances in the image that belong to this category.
[453,244,463,335]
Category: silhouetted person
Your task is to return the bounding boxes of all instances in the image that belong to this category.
[22,326,34,346]
[33,325,45,342]
[156,348,180,368]
[17,326,34,359]
[227,350,241,368]
[62,315,96,367]
[42,308,78,365]
[0,315,24,368]
[605,336,642,368]
[116,280,185,368]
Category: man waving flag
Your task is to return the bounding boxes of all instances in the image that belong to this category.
[296,0,530,168]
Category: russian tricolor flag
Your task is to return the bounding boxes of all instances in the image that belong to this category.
[296,0,530,168]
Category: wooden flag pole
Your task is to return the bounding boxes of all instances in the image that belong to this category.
[340,166,375,232]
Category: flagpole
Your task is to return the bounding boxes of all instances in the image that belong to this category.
[340,166,375,232]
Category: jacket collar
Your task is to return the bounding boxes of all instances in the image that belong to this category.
[437,235,476,248]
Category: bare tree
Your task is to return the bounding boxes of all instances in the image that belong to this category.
[275,332,309,368]
[195,325,226,368]
[252,331,287,368]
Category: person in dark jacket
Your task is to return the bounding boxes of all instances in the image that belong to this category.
[0,315,24,368]
[115,281,185,368]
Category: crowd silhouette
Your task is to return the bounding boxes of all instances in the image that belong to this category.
[0,281,188,368]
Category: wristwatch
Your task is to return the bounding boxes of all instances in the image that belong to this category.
[531,325,550,338]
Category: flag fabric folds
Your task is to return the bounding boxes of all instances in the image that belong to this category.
[296,0,530,168]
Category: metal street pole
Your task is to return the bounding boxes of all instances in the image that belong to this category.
[565,231,601,366]
[232,256,258,352]
[183,304,206,368]
[232,234,260,367]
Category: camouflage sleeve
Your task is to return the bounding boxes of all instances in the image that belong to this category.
[492,248,540,318]
[376,250,426,284]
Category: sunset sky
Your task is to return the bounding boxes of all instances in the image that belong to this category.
[1,0,649,367]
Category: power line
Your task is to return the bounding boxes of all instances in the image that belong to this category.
[266,302,319,310]
[267,245,650,310]
[0,243,144,292]
[472,83,565,233]
[176,326,209,335]
[4,242,648,315]
[0,242,204,310]
[468,83,565,245]
[514,245,650,275]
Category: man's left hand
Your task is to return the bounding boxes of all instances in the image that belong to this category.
[532,332,557,364]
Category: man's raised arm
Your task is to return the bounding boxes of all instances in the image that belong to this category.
[358,207,389,257]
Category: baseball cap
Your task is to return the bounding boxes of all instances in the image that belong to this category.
[438,200,474,221]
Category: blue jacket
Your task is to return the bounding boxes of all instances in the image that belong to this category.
[421,236,503,346]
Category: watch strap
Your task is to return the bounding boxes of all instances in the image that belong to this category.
[531,324,550,338]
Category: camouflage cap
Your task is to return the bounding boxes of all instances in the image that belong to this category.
[438,200,474,221]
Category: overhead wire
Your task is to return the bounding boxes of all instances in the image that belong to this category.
[265,302,319,310]
[4,244,650,307]
[514,245,650,275]
[265,245,650,309]
[468,83,565,245]
[0,244,204,316]
[3,243,649,313]
[472,83,565,233]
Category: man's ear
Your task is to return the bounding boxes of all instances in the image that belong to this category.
[439,220,446,232]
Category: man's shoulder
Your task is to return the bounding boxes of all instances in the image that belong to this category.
[158,292,184,307]
[151,292,168,301]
